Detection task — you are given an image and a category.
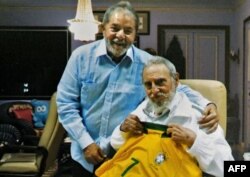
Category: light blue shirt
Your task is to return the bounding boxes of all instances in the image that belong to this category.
[56,39,210,172]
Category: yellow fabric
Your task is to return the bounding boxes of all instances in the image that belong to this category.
[95,128,202,177]
[180,79,227,135]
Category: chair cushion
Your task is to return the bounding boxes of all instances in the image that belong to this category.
[0,153,38,173]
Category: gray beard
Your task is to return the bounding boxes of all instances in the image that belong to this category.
[106,38,131,58]
[148,90,176,115]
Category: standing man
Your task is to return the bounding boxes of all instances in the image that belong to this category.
[56,1,218,176]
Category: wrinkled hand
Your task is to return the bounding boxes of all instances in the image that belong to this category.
[198,103,219,133]
[167,124,196,148]
[120,114,143,135]
[83,143,106,165]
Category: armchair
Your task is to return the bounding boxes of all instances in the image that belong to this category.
[0,92,65,177]
[180,79,227,135]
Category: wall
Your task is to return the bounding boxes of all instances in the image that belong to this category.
[0,1,235,52]
[234,0,250,142]
[0,1,243,115]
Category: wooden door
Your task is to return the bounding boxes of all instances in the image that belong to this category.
[158,25,229,89]
[244,18,250,147]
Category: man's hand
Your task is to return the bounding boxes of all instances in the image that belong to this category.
[198,103,219,133]
[167,124,196,148]
[120,114,143,135]
[83,143,106,165]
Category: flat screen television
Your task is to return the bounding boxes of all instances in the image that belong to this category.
[0,26,71,99]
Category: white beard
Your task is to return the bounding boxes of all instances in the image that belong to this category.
[149,89,176,116]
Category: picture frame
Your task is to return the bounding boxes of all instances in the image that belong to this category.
[137,11,150,35]
[93,11,105,23]
[93,11,105,33]
[94,11,150,35]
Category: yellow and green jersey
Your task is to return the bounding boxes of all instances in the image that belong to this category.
[95,122,202,177]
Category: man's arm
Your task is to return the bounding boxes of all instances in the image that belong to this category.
[188,126,234,176]
[110,125,128,150]
[198,103,219,133]
[177,83,219,132]
[167,124,234,177]
[56,52,94,150]
[111,115,143,150]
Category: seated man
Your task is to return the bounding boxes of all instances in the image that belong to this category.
[95,56,234,177]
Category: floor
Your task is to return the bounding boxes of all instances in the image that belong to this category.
[230,142,250,161]
[42,155,72,177]
[42,162,58,177]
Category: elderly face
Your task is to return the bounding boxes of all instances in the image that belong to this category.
[102,10,136,58]
[143,64,177,106]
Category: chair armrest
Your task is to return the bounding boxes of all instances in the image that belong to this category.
[0,143,47,157]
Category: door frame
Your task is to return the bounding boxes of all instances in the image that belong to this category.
[157,25,230,90]
[243,16,250,147]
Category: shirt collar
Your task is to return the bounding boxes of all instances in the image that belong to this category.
[96,39,134,62]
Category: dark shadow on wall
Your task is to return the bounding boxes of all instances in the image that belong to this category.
[164,35,186,79]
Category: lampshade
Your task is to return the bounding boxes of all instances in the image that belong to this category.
[68,0,100,41]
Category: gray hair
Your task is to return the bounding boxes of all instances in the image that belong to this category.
[102,1,139,31]
[143,56,178,81]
